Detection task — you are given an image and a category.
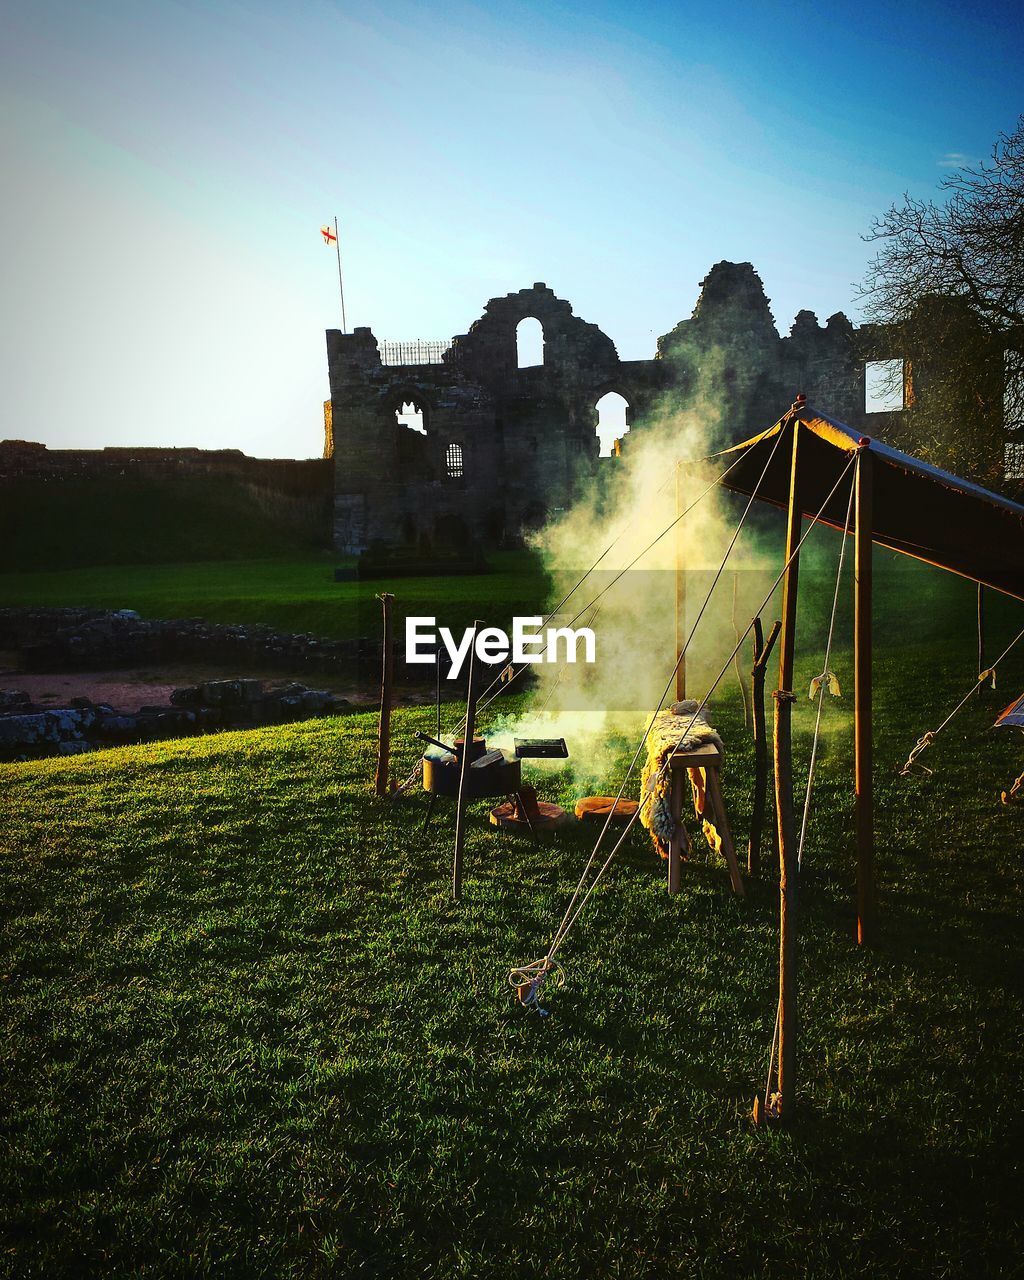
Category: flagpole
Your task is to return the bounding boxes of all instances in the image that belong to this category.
[334,216,348,334]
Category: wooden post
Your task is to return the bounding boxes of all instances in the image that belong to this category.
[732,571,749,726]
[374,592,395,797]
[452,620,482,901]
[749,616,781,877]
[435,645,442,738]
[667,766,685,894]
[675,461,687,701]
[771,418,803,1123]
[854,447,874,946]
[978,583,986,686]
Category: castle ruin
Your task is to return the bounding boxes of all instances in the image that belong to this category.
[325,261,924,556]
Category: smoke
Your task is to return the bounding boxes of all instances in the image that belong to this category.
[488,376,783,791]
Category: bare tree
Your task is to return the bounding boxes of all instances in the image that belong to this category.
[858,117,1024,487]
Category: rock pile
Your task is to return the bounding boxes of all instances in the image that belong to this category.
[0,680,351,762]
[0,608,377,673]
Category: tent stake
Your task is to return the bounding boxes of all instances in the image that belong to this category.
[855,446,874,945]
[374,592,395,797]
[452,620,482,901]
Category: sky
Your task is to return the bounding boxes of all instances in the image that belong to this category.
[1,0,1022,458]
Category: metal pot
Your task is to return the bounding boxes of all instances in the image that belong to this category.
[422,734,522,799]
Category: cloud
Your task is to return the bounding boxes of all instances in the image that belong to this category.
[937,151,977,168]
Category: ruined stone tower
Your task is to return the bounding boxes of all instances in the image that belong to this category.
[325,263,887,555]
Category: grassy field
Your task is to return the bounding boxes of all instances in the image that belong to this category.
[0,551,550,642]
[3,560,1024,1277]
[0,477,330,572]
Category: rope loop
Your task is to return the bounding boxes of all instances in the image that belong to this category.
[899,731,936,777]
[898,622,1024,781]
[508,958,565,1015]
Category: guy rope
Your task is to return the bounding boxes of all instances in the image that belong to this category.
[899,621,1024,777]
[797,474,856,869]
[394,440,759,793]
[510,441,859,1014]
[758,461,857,1119]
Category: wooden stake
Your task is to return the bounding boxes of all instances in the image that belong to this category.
[374,592,395,797]
[772,418,803,1122]
[854,447,874,946]
[452,620,482,901]
[667,766,686,894]
[749,616,781,877]
[435,645,442,738]
[732,570,749,726]
[675,461,687,701]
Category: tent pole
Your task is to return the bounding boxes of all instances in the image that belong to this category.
[374,592,395,797]
[978,583,986,685]
[675,460,686,700]
[749,616,781,878]
[771,417,802,1123]
[855,445,874,945]
[452,621,482,901]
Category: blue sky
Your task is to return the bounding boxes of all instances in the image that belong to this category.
[1,0,1021,457]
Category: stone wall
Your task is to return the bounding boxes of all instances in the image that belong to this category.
[0,439,330,494]
[0,608,376,674]
[326,263,897,555]
[0,680,350,763]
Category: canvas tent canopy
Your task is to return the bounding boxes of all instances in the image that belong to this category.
[995,693,1024,729]
[698,400,1024,1120]
[711,405,1024,601]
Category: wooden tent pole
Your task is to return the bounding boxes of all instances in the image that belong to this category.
[675,460,687,701]
[855,446,874,946]
[749,616,781,877]
[772,418,803,1123]
[978,583,987,685]
[452,620,482,901]
[374,592,395,797]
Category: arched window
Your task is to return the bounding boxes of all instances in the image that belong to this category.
[595,391,629,457]
[396,399,426,434]
[516,317,544,369]
[445,441,464,479]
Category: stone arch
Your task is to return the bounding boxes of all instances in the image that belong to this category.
[593,386,633,457]
[385,386,432,436]
[454,284,621,385]
[516,316,545,368]
[386,387,433,478]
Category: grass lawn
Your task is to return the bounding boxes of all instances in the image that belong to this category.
[3,559,1024,1277]
[0,551,550,642]
[0,477,330,572]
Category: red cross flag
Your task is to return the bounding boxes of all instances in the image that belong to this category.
[321,224,337,244]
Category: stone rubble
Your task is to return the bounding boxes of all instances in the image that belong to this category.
[0,607,377,672]
[0,678,351,763]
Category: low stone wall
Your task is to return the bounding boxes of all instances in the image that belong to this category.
[0,680,351,762]
[0,608,377,673]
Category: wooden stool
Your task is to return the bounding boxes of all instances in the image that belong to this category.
[667,742,744,897]
[489,787,571,839]
[574,796,640,824]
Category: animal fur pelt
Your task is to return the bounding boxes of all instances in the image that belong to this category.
[639,700,723,857]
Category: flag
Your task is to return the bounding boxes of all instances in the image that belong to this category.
[321,224,337,244]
